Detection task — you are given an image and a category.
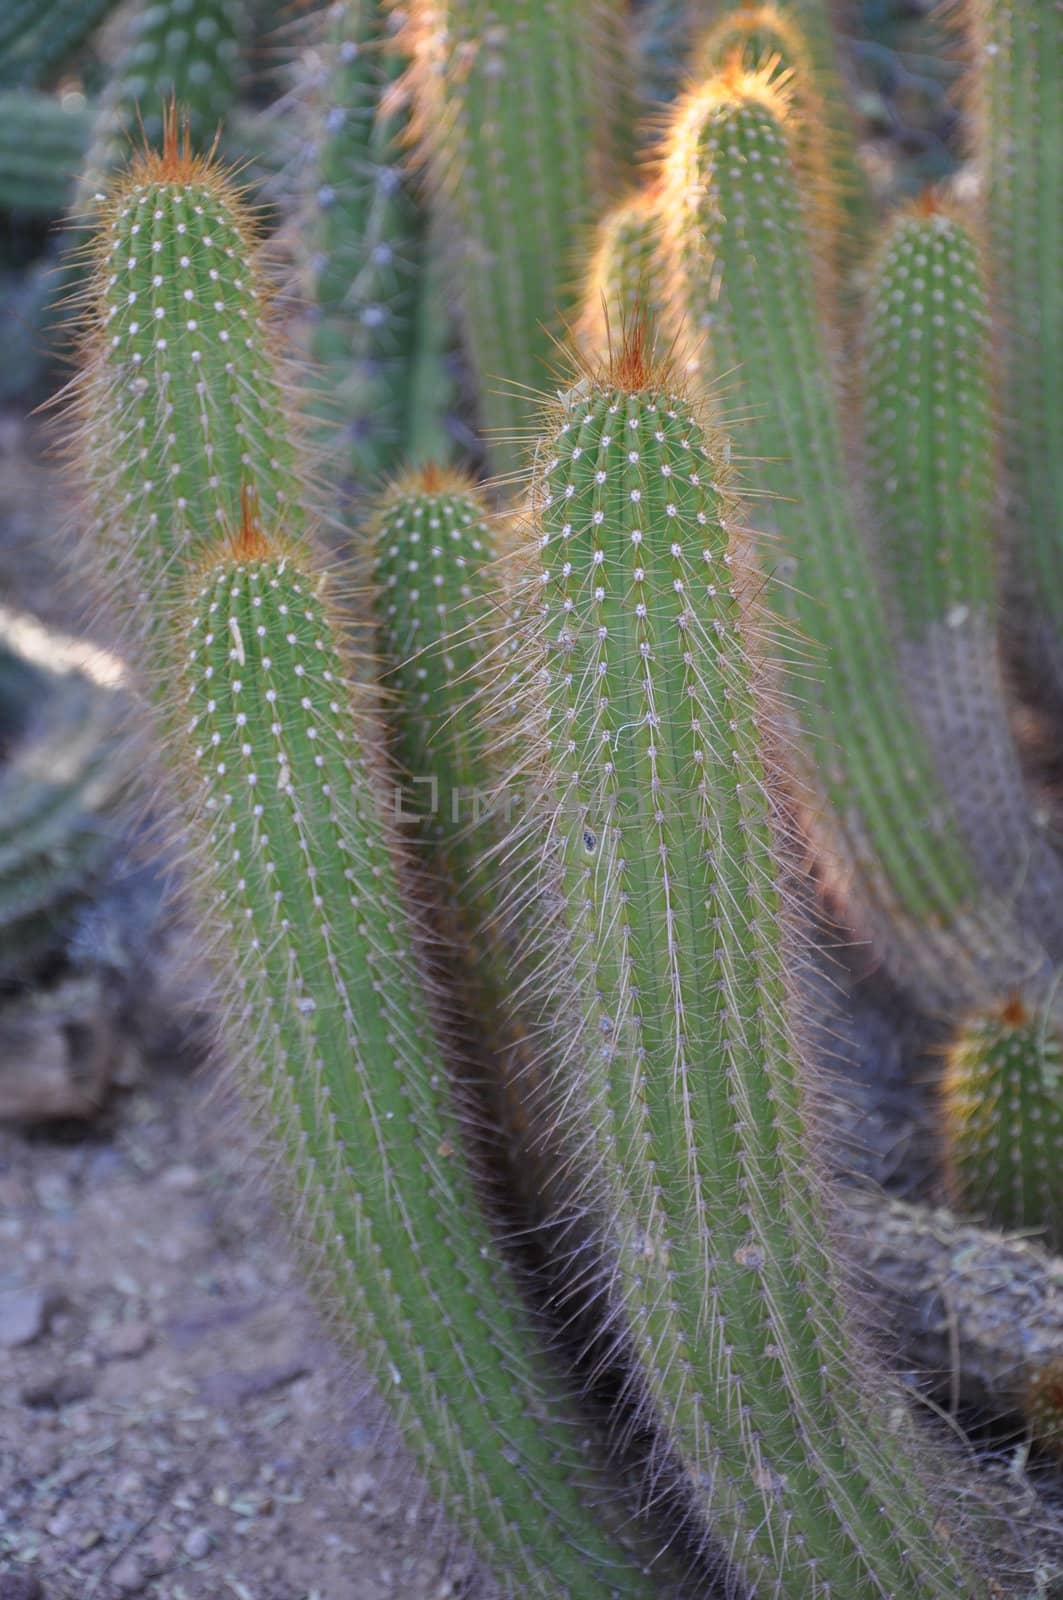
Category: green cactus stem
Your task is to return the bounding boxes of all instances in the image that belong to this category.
[972,0,1063,704]
[942,997,1063,1250]
[303,1,454,492]
[369,467,597,1321]
[70,118,309,638]
[693,4,845,273]
[575,189,668,366]
[862,198,1063,959]
[505,329,991,1598]
[403,0,634,477]
[660,66,1055,1007]
[170,521,666,1600]
[769,0,872,255]
[0,90,92,216]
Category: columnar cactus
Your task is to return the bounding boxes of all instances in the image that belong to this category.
[302,1,454,491]
[575,189,667,365]
[942,997,1063,1249]
[171,528,665,1600]
[403,0,635,475]
[660,66,1056,1007]
[862,200,1063,954]
[972,0,1063,705]
[70,114,307,638]
[502,331,990,1599]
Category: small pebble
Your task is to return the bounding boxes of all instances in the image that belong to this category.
[101,1321,153,1361]
[182,1526,211,1561]
[0,1288,63,1350]
[160,1163,202,1192]
[20,1370,93,1410]
[110,1553,146,1594]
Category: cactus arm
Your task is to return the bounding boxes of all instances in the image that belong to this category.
[575,189,668,366]
[0,91,93,216]
[174,535,664,1600]
[862,201,1063,954]
[972,0,1063,695]
[660,70,1053,1005]
[942,999,1063,1250]
[304,1,454,489]
[404,0,634,476]
[508,341,991,1598]
[71,126,309,635]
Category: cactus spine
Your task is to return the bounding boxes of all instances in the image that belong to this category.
[71,118,307,636]
[661,68,1055,1006]
[942,998,1063,1249]
[862,200,1063,954]
[972,0,1063,702]
[404,0,634,475]
[304,2,453,491]
[508,335,989,1599]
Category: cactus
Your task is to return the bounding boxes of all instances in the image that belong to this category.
[403,0,635,476]
[942,997,1063,1249]
[69,112,308,638]
[0,91,92,217]
[502,329,989,1598]
[165,529,667,1599]
[575,189,668,365]
[862,199,1063,958]
[660,66,1058,1007]
[972,0,1063,706]
[693,3,844,272]
[302,1,455,492]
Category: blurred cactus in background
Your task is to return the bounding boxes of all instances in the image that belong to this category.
[0,0,1057,1592]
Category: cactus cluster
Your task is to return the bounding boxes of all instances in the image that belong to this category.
[1,0,1057,1592]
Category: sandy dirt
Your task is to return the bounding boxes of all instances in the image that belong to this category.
[0,1056,489,1600]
